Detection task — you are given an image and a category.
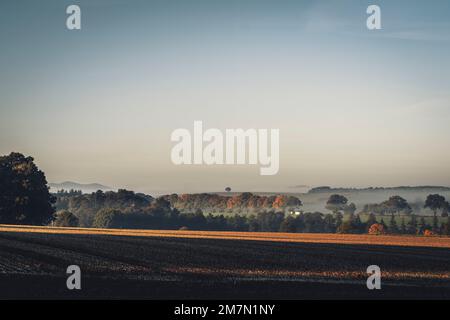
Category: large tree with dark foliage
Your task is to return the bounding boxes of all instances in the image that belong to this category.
[424,194,447,217]
[383,196,412,215]
[325,194,348,214]
[0,152,55,225]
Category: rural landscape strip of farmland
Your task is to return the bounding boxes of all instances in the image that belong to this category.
[1,225,450,248]
[0,225,449,298]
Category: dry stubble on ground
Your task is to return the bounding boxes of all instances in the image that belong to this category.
[0,225,449,299]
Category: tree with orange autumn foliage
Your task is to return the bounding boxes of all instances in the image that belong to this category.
[368,223,387,235]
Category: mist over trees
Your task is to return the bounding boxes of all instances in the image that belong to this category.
[360,196,412,215]
[325,194,354,215]
[51,189,450,236]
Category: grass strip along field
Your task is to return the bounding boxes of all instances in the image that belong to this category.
[2,224,450,248]
[0,225,449,299]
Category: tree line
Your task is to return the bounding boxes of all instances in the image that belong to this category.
[54,206,450,236]
[161,192,302,214]
[50,190,450,235]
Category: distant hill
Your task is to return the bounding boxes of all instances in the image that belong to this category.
[49,181,113,194]
[308,186,450,194]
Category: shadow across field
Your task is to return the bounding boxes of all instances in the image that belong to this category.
[2,274,450,300]
[0,229,449,299]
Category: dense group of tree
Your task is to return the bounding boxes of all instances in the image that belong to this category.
[54,205,450,236]
[53,191,302,229]
[55,189,154,226]
[161,192,302,214]
[351,212,450,235]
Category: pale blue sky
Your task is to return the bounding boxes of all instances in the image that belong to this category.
[1,0,450,194]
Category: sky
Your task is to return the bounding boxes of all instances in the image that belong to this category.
[1,0,450,195]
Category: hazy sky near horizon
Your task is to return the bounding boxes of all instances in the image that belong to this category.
[1,0,450,195]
